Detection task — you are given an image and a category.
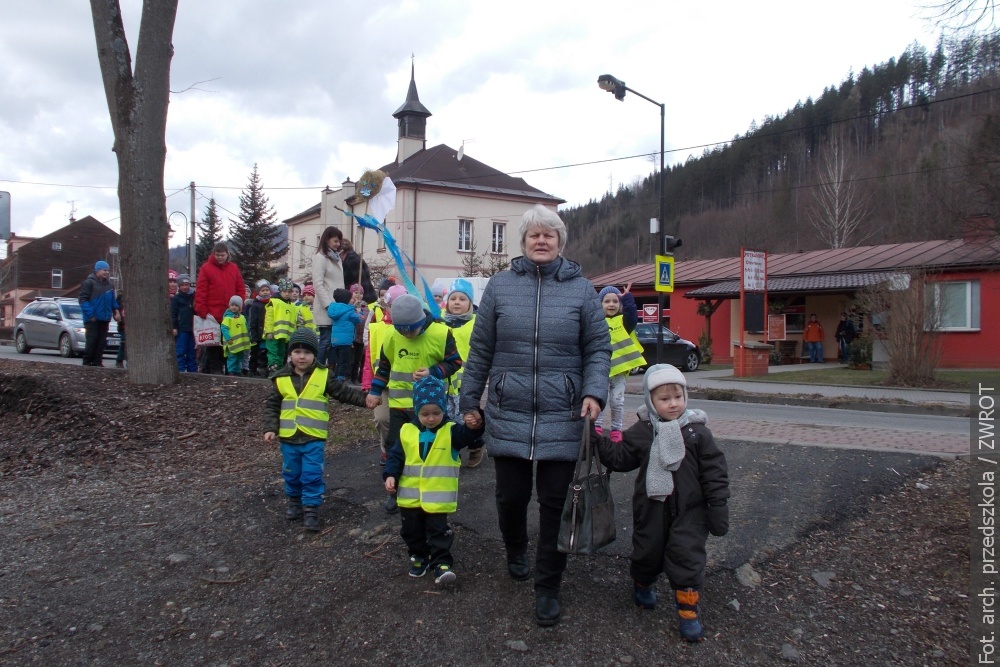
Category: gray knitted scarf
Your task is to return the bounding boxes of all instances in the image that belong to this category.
[644,407,708,502]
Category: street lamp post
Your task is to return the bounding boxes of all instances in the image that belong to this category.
[168,211,189,273]
[597,74,667,365]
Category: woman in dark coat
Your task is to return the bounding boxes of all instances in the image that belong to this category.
[459,204,611,627]
[339,239,376,304]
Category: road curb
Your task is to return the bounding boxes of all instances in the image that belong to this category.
[626,385,970,418]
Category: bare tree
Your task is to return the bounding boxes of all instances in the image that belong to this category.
[461,239,484,277]
[481,251,509,277]
[852,273,944,386]
[807,133,875,248]
[90,0,179,384]
[366,253,396,292]
[920,0,999,34]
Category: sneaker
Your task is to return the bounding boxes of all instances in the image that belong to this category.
[303,506,320,532]
[433,564,456,585]
[675,588,704,642]
[115,360,125,369]
[465,445,486,468]
[408,556,429,578]
[379,452,387,467]
[610,430,623,443]
[285,498,303,521]
[384,494,398,513]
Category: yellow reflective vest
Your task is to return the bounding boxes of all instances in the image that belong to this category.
[397,422,460,513]
[276,367,330,440]
[381,322,449,409]
[447,316,476,397]
[223,313,251,355]
[295,303,317,333]
[368,319,390,371]
[608,315,645,376]
[264,298,296,340]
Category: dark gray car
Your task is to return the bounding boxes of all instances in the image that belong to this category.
[14,298,120,358]
[633,322,700,372]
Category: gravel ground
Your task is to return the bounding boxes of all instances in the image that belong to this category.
[0,359,969,666]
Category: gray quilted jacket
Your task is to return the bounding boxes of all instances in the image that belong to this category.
[458,255,611,461]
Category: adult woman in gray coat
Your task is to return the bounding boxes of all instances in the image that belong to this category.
[312,226,346,365]
[459,204,611,627]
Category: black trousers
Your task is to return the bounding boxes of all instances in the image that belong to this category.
[350,341,365,382]
[202,345,225,374]
[328,345,353,379]
[493,456,576,598]
[400,507,453,568]
[82,320,110,366]
[386,408,414,453]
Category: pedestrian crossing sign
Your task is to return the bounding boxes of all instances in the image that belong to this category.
[655,254,674,293]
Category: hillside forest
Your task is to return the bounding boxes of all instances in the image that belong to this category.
[562,34,1000,276]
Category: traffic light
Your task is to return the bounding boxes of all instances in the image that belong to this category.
[662,236,683,255]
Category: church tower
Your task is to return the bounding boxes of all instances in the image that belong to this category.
[392,61,432,165]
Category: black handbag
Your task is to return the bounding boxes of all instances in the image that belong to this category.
[557,416,616,555]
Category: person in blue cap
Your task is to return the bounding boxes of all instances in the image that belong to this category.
[78,260,121,367]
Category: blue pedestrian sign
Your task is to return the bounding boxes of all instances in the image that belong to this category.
[655,254,674,293]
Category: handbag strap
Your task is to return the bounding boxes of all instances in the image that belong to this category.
[574,415,607,480]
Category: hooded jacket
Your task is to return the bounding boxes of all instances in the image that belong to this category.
[194,254,245,322]
[458,255,611,461]
[79,272,119,322]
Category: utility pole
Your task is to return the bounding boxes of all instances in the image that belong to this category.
[189,182,196,280]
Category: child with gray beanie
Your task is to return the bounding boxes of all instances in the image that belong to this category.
[221,295,251,375]
[366,294,462,513]
[591,364,730,643]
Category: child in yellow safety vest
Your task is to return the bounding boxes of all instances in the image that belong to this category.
[363,285,407,464]
[442,278,486,468]
[263,328,368,532]
[382,376,485,585]
[597,285,645,442]
[264,278,316,373]
[221,295,251,376]
[366,294,462,514]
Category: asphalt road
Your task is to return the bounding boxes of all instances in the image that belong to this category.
[0,341,120,365]
[329,439,942,573]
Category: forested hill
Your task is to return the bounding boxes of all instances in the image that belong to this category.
[563,34,1000,277]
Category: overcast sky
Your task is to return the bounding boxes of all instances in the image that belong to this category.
[0,0,942,244]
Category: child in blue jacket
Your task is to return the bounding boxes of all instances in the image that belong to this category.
[326,287,361,381]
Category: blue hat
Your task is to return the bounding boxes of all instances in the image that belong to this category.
[412,376,448,417]
[94,260,110,271]
[598,285,621,300]
[446,278,474,303]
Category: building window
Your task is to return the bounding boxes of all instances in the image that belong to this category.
[491,222,506,254]
[51,242,62,251]
[51,269,63,289]
[926,280,980,331]
[458,219,473,252]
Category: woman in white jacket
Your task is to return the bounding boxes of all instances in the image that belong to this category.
[312,226,346,365]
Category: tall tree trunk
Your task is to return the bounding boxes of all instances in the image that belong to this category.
[90,0,179,385]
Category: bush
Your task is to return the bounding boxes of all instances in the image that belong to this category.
[848,335,873,369]
[698,331,713,365]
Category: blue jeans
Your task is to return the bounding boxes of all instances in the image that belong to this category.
[317,326,332,366]
[175,332,198,372]
[807,341,823,363]
[281,440,326,507]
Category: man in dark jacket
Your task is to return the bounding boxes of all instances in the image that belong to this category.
[170,274,198,372]
[78,260,121,367]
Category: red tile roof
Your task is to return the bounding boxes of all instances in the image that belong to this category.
[588,238,1000,288]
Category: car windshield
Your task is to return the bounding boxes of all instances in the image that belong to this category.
[59,303,84,321]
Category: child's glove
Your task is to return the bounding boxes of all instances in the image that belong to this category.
[706,503,729,537]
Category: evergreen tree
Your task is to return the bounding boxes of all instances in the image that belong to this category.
[195,197,223,269]
[229,164,285,283]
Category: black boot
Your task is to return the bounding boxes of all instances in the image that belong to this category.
[303,506,320,532]
[535,596,560,627]
[286,498,303,521]
[507,552,530,581]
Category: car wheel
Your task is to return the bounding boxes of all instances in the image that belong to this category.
[59,333,76,358]
[684,351,700,372]
[15,330,31,354]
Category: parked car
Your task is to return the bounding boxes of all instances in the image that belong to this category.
[14,297,120,358]
[632,322,701,372]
